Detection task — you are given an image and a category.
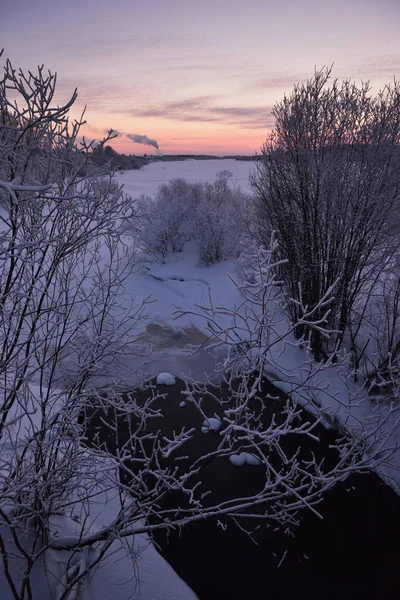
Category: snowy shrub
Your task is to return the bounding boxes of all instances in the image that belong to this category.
[137,178,195,262]
[137,170,251,265]
[136,194,171,261]
[191,170,249,265]
[252,67,400,359]
[154,177,195,252]
[0,53,150,599]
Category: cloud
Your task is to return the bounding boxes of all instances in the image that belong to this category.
[251,58,400,93]
[132,97,274,130]
[354,55,400,81]
[252,74,309,90]
[163,64,228,72]
[134,97,218,123]
[126,133,159,150]
[211,106,275,129]
[55,75,139,113]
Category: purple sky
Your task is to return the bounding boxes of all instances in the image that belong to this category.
[1,0,399,154]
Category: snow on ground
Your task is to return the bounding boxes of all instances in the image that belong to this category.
[57,161,255,389]
[115,158,255,198]
[87,245,243,387]
[156,372,176,386]
[201,417,223,433]
[83,530,198,600]
[0,476,199,600]
[229,452,261,467]
[249,303,400,488]
[70,486,199,600]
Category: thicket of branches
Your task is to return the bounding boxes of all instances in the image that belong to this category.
[251,67,400,377]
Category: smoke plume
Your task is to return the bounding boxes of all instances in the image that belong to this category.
[127,133,159,150]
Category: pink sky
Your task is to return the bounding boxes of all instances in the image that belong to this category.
[1,0,399,155]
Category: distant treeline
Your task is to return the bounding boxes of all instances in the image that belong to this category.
[89,145,151,171]
[151,154,258,162]
[88,146,259,172]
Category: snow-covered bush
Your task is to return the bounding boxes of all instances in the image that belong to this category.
[137,178,195,262]
[251,67,400,359]
[0,53,149,599]
[136,170,250,265]
[191,170,249,265]
[136,194,171,261]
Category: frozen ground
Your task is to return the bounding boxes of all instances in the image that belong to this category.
[92,244,243,387]
[58,486,199,600]
[0,476,198,600]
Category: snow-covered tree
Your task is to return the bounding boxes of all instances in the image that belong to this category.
[0,52,149,599]
[251,67,400,360]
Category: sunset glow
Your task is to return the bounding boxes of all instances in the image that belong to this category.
[1,0,399,155]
